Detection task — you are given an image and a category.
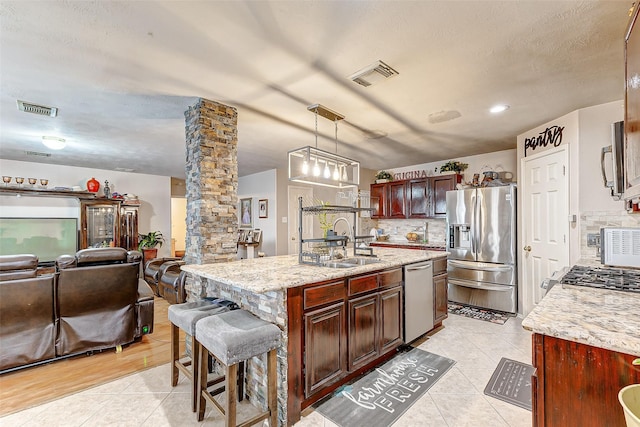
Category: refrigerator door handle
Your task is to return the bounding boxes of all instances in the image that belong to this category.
[448,259,513,272]
[449,278,513,291]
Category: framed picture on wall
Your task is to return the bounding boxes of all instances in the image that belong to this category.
[258,199,268,218]
[239,198,252,229]
[252,229,262,243]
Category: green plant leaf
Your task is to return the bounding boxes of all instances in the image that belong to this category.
[633,358,640,366]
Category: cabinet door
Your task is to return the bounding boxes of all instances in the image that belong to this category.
[304,302,347,397]
[433,273,448,324]
[120,205,139,251]
[388,181,407,218]
[348,293,379,371]
[80,200,121,249]
[429,175,460,217]
[370,183,387,218]
[380,286,403,354]
[407,179,429,218]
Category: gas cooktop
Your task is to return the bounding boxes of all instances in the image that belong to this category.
[560,265,640,294]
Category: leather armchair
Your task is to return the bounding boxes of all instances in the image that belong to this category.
[143,257,181,295]
[158,262,187,304]
[0,255,56,372]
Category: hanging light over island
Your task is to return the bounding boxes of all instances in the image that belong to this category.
[288,104,360,188]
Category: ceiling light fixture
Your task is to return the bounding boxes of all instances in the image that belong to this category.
[490,104,510,114]
[288,104,360,188]
[349,60,399,87]
[41,136,66,150]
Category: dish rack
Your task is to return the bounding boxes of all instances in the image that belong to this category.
[298,197,375,265]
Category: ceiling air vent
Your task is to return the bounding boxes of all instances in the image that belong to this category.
[348,60,399,87]
[25,151,52,157]
[17,100,58,117]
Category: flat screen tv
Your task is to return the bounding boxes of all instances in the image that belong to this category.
[0,217,78,265]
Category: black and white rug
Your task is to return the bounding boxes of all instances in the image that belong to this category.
[484,357,535,411]
[315,348,455,427]
[448,302,511,325]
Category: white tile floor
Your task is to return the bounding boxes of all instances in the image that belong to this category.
[0,313,532,427]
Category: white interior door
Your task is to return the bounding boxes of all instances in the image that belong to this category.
[521,147,570,315]
[288,186,313,255]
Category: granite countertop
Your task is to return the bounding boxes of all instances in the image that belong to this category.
[370,240,446,250]
[182,247,447,294]
[522,284,640,356]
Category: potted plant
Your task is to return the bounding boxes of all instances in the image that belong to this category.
[138,231,165,263]
[375,170,393,183]
[439,160,468,174]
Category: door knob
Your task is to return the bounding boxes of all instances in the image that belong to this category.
[524,245,532,252]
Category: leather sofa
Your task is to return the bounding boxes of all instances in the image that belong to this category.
[0,248,154,373]
[157,262,187,304]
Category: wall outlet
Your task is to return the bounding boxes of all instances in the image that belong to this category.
[587,233,600,247]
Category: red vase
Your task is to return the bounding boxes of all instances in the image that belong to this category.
[87,177,100,193]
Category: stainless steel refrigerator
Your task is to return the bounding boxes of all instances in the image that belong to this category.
[446,184,517,313]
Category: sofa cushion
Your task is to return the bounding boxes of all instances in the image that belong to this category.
[75,247,128,266]
[0,254,38,281]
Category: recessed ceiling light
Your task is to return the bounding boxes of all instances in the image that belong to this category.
[490,104,510,114]
[41,136,66,150]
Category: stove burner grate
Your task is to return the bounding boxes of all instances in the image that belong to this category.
[560,266,640,294]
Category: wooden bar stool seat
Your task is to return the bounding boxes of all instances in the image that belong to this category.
[168,300,231,412]
[195,309,280,426]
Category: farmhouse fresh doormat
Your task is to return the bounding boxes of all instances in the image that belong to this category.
[315,348,455,427]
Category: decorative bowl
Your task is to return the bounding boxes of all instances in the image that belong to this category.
[406,232,419,242]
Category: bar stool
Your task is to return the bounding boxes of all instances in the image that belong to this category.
[168,300,231,412]
[195,309,280,426]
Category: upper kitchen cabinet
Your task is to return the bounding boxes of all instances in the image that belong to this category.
[430,174,462,217]
[407,179,429,218]
[388,181,407,218]
[370,183,388,219]
[371,174,460,219]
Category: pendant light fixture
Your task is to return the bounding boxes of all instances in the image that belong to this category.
[288,104,360,188]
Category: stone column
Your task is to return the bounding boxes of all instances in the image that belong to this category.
[184,98,238,267]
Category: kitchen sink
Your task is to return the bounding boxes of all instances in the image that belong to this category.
[342,257,381,265]
[322,258,381,268]
[323,261,357,268]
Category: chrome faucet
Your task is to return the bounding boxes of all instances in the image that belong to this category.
[333,217,353,242]
[414,222,428,242]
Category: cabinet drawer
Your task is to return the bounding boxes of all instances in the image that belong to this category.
[348,273,378,296]
[379,268,403,289]
[433,256,447,275]
[304,281,346,310]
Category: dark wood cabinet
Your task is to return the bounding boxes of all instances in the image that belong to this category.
[429,174,461,217]
[379,286,403,354]
[119,204,139,251]
[304,302,347,397]
[433,256,448,325]
[370,183,387,219]
[408,179,429,218]
[532,334,640,427]
[348,294,379,371]
[388,181,407,218]
[371,175,459,219]
[80,199,121,249]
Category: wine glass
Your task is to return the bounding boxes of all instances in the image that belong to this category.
[40,179,48,188]
[2,176,11,187]
[15,177,24,187]
[28,178,37,187]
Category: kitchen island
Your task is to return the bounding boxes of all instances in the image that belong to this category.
[522,281,640,426]
[182,247,447,426]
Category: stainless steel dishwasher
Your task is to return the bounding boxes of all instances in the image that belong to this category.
[404,261,434,343]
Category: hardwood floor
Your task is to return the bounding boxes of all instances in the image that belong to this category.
[0,297,180,416]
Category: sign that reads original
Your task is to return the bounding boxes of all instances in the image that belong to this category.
[524,125,565,156]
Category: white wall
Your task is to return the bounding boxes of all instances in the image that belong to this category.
[238,169,278,257]
[0,159,172,257]
[171,197,187,253]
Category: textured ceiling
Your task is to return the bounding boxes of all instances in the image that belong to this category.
[0,1,631,179]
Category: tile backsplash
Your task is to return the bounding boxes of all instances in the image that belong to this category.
[580,210,640,261]
[376,218,447,245]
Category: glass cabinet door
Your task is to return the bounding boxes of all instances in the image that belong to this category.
[81,201,120,248]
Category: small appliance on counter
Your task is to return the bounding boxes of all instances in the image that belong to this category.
[600,227,640,268]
